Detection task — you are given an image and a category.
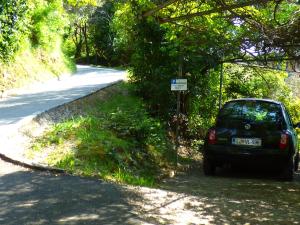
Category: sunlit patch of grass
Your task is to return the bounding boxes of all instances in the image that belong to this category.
[29,83,174,186]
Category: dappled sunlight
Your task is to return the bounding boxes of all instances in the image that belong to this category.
[1,158,300,224]
[15,200,39,208]
[123,187,216,224]
[153,166,300,224]
[0,169,145,225]
[58,214,100,222]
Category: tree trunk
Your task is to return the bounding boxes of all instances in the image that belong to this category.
[83,23,90,64]
[73,26,83,59]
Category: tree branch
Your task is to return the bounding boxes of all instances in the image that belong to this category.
[159,0,272,23]
[142,0,180,18]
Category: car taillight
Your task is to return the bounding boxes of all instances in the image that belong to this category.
[279,133,289,150]
[208,129,217,145]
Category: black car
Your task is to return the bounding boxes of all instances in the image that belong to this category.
[203,98,300,180]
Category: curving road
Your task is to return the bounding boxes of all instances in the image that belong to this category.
[0,65,125,126]
[0,65,126,161]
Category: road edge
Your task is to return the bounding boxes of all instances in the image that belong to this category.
[1,80,124,174]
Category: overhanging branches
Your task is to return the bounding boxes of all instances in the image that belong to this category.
[142,0,273,23]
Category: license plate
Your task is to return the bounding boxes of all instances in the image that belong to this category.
[232,138,262,146]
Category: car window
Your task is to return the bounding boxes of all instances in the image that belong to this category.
[284,107,293,128]
[218,101,283,128]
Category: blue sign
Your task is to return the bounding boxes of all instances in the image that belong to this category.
[171,79,187,91]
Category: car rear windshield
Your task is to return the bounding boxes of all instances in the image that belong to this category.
[217,101,283,128]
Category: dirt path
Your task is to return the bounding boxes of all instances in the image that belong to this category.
[125,166,300,224]
[127,172,300,225]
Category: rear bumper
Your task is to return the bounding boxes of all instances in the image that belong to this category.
[204,144,291,166]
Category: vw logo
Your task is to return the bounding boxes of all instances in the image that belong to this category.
[245,124,251,130]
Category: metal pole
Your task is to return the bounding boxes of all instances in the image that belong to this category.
[175,54,183,168]
[175,91,180,168]
[219,62,224,110]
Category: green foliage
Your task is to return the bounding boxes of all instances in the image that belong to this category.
[222,64,300,123]
[111,2,137,61]
[87,2,117,65]
[30,83,173,186]
[29,0,68,51]
[0,0,75,91]
[0,0,28,61]
[223,64,290,100]
[63,0,99,63]
[112,1,226,139]
[64,0,124,65]
[66,0,97,7]
[111,1,300,140]
[112,2,179,116]
[281,97,300,124]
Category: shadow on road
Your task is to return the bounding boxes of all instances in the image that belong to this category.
[1,160,300,224]
[0,170,149,225]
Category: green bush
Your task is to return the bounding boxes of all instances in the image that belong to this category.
[0,0,28,61]
[29,0,68,51]
[0,0,75,91]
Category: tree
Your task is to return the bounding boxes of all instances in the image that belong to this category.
[88,1,117,65]
[112,0,300,136]
[0,0,28,61]
[64,0,98,62]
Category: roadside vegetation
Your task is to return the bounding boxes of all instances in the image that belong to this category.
[2,0,300,185]
[0,0,76,92]
[111,1,300,140]
[28,83,174,186]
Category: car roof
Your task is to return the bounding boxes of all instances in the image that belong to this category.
[225,98,282,105]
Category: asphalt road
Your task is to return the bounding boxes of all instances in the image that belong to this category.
[0,65,125,126]
[0,160,145,225]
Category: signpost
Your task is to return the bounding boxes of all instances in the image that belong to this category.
[171,78,187,169]
[171,79,187,91]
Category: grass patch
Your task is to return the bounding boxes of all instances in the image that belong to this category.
[29,82,174,186]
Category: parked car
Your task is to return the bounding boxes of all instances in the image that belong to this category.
[203,98,300,180]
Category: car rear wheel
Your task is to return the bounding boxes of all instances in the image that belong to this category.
[281,159,294,181]
[295,152,299,171]
[203,156,216,176]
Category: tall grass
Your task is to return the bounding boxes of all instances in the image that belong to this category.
[30,83,174,186]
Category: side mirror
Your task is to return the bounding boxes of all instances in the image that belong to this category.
[293,122,300,129]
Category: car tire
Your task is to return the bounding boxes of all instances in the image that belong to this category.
[203,155,216,176]
[295,152,299,171]
[281,159,294,181]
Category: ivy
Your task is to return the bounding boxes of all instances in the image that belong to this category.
[0,0,28,61]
